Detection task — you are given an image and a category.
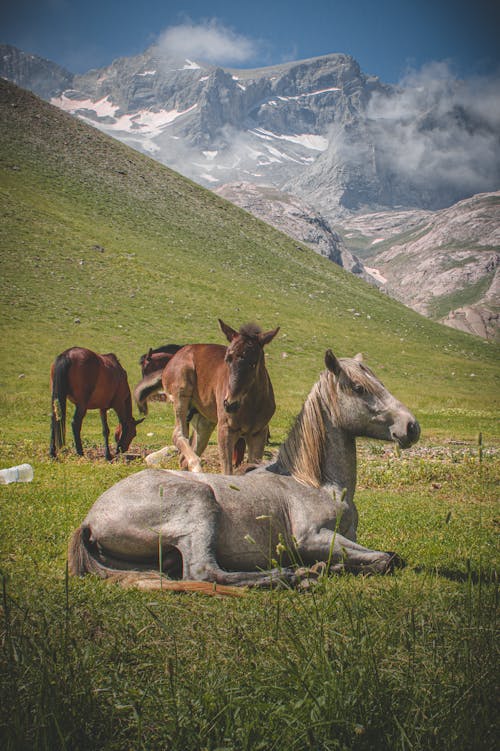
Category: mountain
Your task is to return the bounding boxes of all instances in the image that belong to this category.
[1,44,499,340]
[0,44,73,98]
[2,74,498,446]
[49,46,383,213]
[5,42,498,220]
[338,192,500,340]
[215,181,377,284]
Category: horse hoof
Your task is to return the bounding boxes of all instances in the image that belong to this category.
[385,552,406,572]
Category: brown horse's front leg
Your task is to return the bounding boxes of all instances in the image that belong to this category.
[217,419,239,474]
[172,396,203,472]
[246,426,269,466]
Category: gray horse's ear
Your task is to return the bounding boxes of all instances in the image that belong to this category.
[325,349,342,376]
[219,319,238,342]
[259,326,280,346]
[354,352,364,362]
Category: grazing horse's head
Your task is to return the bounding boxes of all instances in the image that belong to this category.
[115,417,144,454]
[325,350,420,448]
[219,319,279,414]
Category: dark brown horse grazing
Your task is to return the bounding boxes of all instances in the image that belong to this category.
[139,344,183,377]
[145,320,279,474]
[134,344,184,416]
[50,347,143,460]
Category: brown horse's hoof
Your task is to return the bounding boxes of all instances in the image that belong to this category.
[234,462,260,475]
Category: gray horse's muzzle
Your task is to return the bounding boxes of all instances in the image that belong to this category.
[392,419,420,448]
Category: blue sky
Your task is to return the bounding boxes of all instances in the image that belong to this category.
[1,0,499,82]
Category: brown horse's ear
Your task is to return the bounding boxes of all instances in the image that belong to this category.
[259,326,280,346]
[325,349,342,376]
[219,319,238,342]
[146,348,153,362]
[134,417,145,426]
[354,352,364,362]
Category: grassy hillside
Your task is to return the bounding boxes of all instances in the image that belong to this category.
[0,80,498,751]
[0,78,498,451]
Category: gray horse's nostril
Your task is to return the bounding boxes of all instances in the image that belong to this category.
[407,420,420,442]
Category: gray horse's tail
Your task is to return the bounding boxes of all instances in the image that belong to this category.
[133,370,164,415]
[50,352,71,456]
[67,525,244,597]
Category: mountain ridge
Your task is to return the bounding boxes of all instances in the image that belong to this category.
[1,44,499,340]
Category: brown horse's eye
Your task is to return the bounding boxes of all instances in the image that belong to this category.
[353,383,366,395]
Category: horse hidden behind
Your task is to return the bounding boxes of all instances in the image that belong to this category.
[133,344,183,416]
[50,347,143,460]
[68,348,420,593]
[144,320,279,474]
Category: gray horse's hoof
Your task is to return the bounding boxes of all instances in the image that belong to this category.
[385,552,406,572]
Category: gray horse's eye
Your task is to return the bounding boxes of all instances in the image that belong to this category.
[352,383,366,395]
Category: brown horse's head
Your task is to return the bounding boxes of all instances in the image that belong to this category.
[115,417,145,454]
[219,320,279,414]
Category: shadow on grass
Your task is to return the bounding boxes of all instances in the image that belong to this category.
[413,565,497,584]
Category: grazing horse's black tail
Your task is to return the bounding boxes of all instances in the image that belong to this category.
[50,352,71,456]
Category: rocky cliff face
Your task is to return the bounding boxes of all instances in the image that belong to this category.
[339,192,500,340]
[2,43,498,218]
[0,44,73,99]
[215,182,377,284]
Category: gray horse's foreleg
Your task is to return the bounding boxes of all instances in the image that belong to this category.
[298,528,400,574]
[166,478,296,587]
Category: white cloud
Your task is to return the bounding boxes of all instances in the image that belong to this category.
[157,20,259,66]
[364,62,500,199]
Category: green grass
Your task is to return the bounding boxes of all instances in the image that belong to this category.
[0,79,499,750]
[428,273,497,320]
[0,443,498,750]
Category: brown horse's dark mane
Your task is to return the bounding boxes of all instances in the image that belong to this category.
[238,323,262,339]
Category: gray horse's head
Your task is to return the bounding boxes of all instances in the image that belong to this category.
[219,320,279,413]
[325,350,420,448]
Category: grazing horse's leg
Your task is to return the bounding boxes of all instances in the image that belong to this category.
[71,405,86,456]
[216,420,239,475]
[100,409,112,461]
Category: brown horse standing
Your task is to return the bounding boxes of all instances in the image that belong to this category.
[50,347,143,460]
[145,320,279,474]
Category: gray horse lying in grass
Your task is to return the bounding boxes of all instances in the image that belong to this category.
[69,349,420,593]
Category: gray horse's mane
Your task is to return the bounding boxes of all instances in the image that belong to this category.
[275,370,331,488]
[276,360,385,487]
